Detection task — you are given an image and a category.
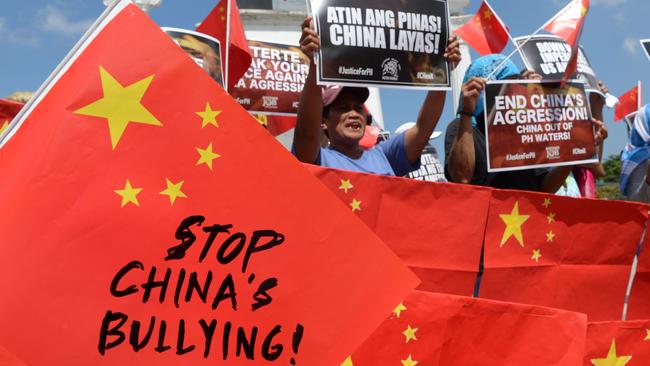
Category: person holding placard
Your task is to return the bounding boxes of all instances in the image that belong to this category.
[293,17,461,176]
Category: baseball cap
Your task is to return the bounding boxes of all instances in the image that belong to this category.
[322,85,370,107]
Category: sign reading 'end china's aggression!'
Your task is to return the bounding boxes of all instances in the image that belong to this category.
[485,80,597,172]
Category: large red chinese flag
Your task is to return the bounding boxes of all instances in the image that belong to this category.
[344,291,587,366]
[626,223,650,320]
[584,320,650,365]
[543,0,590,83]
[0,2,418,365]
[454,0,510,56]
[197,0,252,90]
[306,166,490,296]
[0,98,23,136]
[480,189,647,320]
[615,83,641,122]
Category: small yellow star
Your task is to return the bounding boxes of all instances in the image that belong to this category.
[393,302,407,318]
[542,198,552,208]
[340,356,353,366]
[403,325,418,343]
[581,5,588,17]
[645,329,650,341]
[532,249,542,262]
[339,179,354,193]
[350,198,362,212]
[114,179,143,207]
[547,212,556,224]
[499,201,530,247]
[401,354,418,366]
[160,178,187,205]
[590,339,631,366]
[483,9,493,19]
[196,142,221,170]
[546,230,555,242]
[0,119,9,134]
[196,102,221,128]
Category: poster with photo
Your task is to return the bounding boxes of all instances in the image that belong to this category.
[162,27,224,87]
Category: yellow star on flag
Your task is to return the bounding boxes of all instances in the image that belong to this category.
[114,179,142,207]
[401,354,418,366]
[547,212,556,224]
[499,201,530,247]
[350,198,362,212]
[581,5,588,17]
[0,120,9,134]
[403,325,418,343]
[532,249,542,262]
[590,339,632,366]
[160,178,187,205]
[196,102,221,128]
[393,302,407,318]
[196,142,221,170]
[341,356,353,366]
[74,66,161,149]
[339,179,354,193]
[546,230,555,242]
[542,198,552,208]
[645,329,650,341]
[483,9,493,19]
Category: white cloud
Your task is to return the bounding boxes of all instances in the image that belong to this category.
[623,37,638,55]
[39,5,93,36]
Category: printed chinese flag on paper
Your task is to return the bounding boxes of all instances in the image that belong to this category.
[344,291,587,366]
[584,320,650,365]
[543,0,590,82]
[0,2,418,365]
[0,99,23,136]
[306,166,490,296]
[615,83,641,122]
[454,0,510,56]
[626,227,650,320]
[480,189,647,320]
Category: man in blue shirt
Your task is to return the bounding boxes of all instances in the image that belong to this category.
[293,17,461,176]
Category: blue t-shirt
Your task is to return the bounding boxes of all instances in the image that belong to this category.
[316,133,419,176]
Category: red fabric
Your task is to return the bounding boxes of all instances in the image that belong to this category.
[307,166,490,296]
[0,4,418,365]
[454,0,509,56]
[0,99,23,134]
[481,189,647,321]
[347,291,587,366]
[626,223,650,320]
[196,0,252,90]
[573,167,596,198]
[584,320,650,365]
[543,0,589,83]
[615,85,640,122]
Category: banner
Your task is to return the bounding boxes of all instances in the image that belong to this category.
[642,39,650,61]
[309,0,451,89]
[163,27,224,87]
[231,40,310,115]
[514,35,602,96]
[484,79,597,172]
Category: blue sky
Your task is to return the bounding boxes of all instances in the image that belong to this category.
[1,0,648,160]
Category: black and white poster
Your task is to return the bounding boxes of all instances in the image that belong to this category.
[162,27,224,87]
[309,0,451,90]
[641,39,650,62]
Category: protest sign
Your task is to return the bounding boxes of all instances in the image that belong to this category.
[163,27,224,87]
[484,80,597,172]
[514,35,602,96]
[230,40,310,115]
[642,39,650,62]
[309,0,451,89]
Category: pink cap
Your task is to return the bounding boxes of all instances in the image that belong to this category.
[322,85,370,107]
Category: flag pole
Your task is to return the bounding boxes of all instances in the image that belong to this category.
[224,0,232,90]
[639,80,643,110]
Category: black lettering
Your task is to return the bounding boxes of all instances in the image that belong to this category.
[236,326,257,360]
[155,320,171,353]
[176,319,195,355]
[242,230,285,273]
[141,266,171,304]
[110,260,143,297]
[211,273,237,311]
[173,268,186,308]
[199,319,217,358]
[129,316,156,352]
[252,277,278,311]
[217,232,246,265]
[166,215,205,261]
[222,321,232,360]
[185,270,212,304]
[98,310,128,355]
[262,325,283,361]
[200,224,232,262]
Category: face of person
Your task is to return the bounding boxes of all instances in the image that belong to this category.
[323,90,366,146]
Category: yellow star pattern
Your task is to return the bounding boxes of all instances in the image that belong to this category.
[0,119,8,134]
[196,142,221,170]
[393,302,407,318]
[483,9,493,19]
[350,198,362,212]
[339,179,354,193]
[546,230,555,242]
[499,201,530,247]
[341,356,353,366]
[401,354,418,366]
[196,102,222,128]
[403,325,418,343]
[542,198,552,208]
[590,339,632,366]
[547,212,556,224]
[581,5,588,17]
[645,329,650,341]
[160,178,187,205]
[532,249,542,262]
[114,179,142,207]
[74,66,161,149]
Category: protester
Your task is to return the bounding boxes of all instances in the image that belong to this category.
[621,104,650,202]
[445,54,607,193]
[293,17,462,176]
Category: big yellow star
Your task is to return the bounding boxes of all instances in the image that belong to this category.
[546,230,555,242]
[403,325,418,343]
[393,302,407,318]
[74,66,161,149]
[339,179,354,194]
[401,354,418,366]
[499,201,530,247]
[0,119,8,134]
[483,9,493,19]
[160,178,187,205]
[114,179,142,207]
[644,329,650,341]
[340,356,353,366]
[547,212,556,224]
[196,142,221,170]
[542,198,552,208]
[532,249,542,262]
[590,339,631,366]
[196,102,221,128]
[350,198,362,212]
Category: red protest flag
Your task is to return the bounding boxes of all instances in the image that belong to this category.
[344,291,587,366]
[585,320,650,365]
[626,221,650,320]
[0,99,23,135]
[0,2,418,365]
[543,0,590,83]
[480,189,647,320]
[454,0,510,56]
[197,0,252,90]
[306,165,490,296]
[615,83,642,122]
